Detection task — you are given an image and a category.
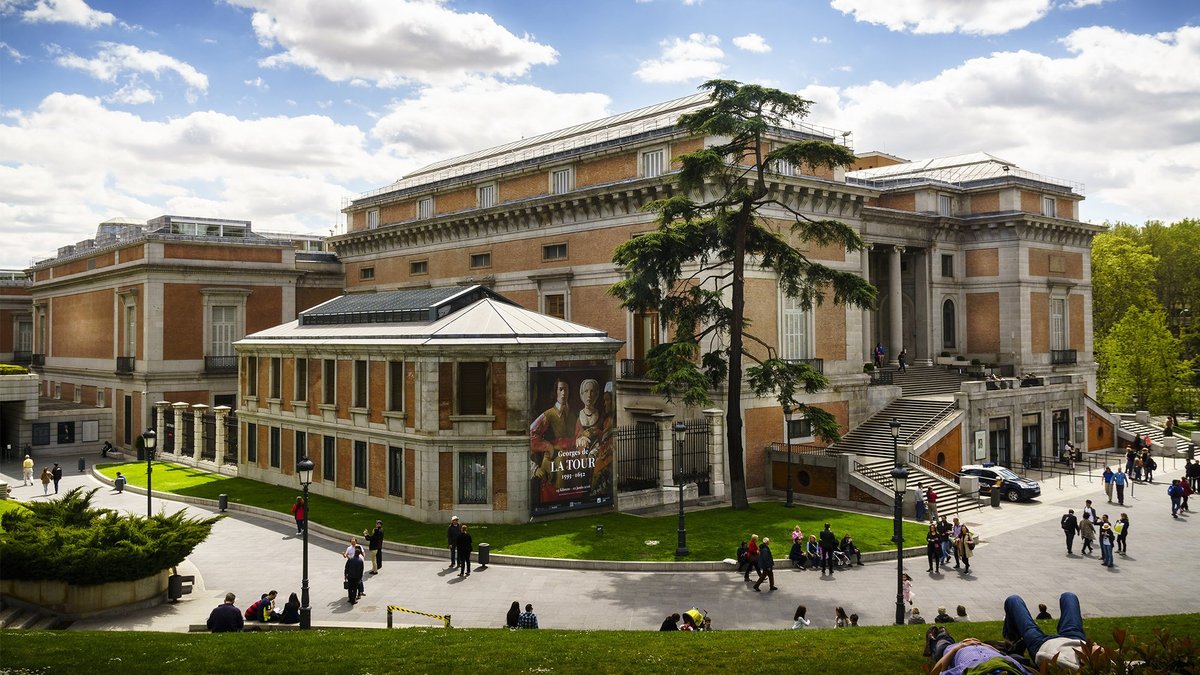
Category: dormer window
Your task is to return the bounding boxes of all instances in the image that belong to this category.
[550,167,574,194]
[1042,196,1056,217]
[641,148,666,178]
[417,197,434,219]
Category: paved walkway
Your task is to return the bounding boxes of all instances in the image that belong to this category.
[2,452,1195,631]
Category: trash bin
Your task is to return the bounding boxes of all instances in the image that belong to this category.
[168,574,183,601]
[477,542,490,568]
[914,498,926,521]
[218,494,228,511]
[78,457,86,473]
[990,486,1002,508]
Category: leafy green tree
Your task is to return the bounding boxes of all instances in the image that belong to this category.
[610,80,875,509]
[1140,219,1200,333]
[1090,231,1158,339]
[1098,307,1193,413]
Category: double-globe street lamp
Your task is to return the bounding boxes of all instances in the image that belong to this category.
[889,417,908,626]
[297,456,315,630]
[142,428,156,518]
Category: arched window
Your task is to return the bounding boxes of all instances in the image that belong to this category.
[942,299,956,349]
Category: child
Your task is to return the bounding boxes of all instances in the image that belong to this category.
[792,605,810,629]
[835,606,850,628]
[903,573,914,605]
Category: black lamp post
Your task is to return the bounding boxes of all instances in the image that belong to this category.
[297,456,314,629]
[783,405,795,508]
[890,418,907,625]
[143,428,156,517]
[673,421,689,557]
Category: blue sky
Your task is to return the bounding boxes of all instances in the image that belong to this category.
[1,0,1197,269]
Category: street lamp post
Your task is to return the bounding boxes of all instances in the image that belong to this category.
[783,405,795,508]
[143,429,156,518]
[890,418,907,626]
[673,421,689,557]
[297,456,314,630]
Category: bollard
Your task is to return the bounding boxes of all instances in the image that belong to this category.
[78,457,86,473]
[218,494,228,511]
[477,542,490,569]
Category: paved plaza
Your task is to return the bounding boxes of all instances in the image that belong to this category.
[2,453,1196,632]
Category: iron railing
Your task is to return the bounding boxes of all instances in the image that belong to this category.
[204,356,238,374]
[1051,349,1077,365]
[116,356,135,373]
[616,423,659,492]
[784,358,825,375]
[902,402,959,445]
[11,350,31,364]
[676,418,711,496]
[619,359,649,379]
[32,353,45,366]
[868,369,893,386]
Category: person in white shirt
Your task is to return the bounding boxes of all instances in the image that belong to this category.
[1003,592,1097,671]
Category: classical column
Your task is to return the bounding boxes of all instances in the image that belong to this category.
[213,405,231,466]
[861,245,873,363]
[890,245,904,363]
[192,404,209,463]
[172,402,190,458]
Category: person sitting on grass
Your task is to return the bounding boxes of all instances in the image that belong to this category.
[935,606,955,624]
[791,605,810,629]
[1035,603,1052,621]
[925,626,1032,675]
[909,607,927,625]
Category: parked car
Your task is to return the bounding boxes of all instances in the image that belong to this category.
[960,464,1042,502]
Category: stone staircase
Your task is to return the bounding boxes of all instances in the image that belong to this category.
[1117,417,1197,458]
[885,363,974,397]
[0,602,69,630]
[831,397,981,515]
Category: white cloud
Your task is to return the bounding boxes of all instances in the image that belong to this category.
[800,25,1200,224]
[106,80,156,105]
[227,0,557,86]
[1060,0,1110,8]
[19,0,114,28]
[1,41,27,61]
[56,42,208,103]
[732,33,771,53]
[812,36,832,44]
[830,0,1052,35]
[635,33,724,83]
[371,78,611,158]
[0,93,408,264]
[244,76,268,90]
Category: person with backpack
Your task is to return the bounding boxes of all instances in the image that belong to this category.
[1168,479,1184,518]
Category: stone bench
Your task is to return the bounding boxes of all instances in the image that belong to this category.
[188,622,303,632]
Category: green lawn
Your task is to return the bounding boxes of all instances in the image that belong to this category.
[0,498,29,521]
[97,462,929,561]
[2,615,1197,674]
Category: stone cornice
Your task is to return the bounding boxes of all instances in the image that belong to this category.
[861,206,1102,248]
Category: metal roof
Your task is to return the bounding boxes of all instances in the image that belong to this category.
[298,285,513,326]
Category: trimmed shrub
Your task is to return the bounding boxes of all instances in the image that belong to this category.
[0,488,221,585]
[0,364,29,375]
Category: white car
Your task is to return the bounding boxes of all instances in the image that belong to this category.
[960,464,1042,502]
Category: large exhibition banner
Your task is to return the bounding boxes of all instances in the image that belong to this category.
[528,365,615,516]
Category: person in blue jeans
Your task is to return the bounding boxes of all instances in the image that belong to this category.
[1003,593,1091,671]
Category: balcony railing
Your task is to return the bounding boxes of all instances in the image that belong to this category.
[205,356,238,374]
[784,357,824,374]
[868,369,893,386]
[1051,349,1077,365]
[32,353,45,366]
[619,358,650,379]
[116,356,135,373]
[12,350,31,364]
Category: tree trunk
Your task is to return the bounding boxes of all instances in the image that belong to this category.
[726,199,752,509]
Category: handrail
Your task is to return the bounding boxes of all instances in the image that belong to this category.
[771,441,838,457]
[902,401,959,444]
[907,452,958,483]
[853,460,894,490]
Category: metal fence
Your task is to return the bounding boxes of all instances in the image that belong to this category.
[200,413,217,462]
[615,423,659,492]
[677,418,711,496]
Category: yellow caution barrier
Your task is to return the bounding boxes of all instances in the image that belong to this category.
[387,605,452,628]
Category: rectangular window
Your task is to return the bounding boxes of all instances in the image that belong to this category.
[367,209,379,229]
[210,305,236,357]
[388,446,404,497]
[458,452,488,504]
[1050,298,1067,350]
[295,430,307,462]
[353,359,368,408]
[246,356,258,396]
[1042,196,1056,217]
[542,243,568,261]
[388,361,404,412]
[353,440,367,489]
[775,158,795,176]
[294,358,307,402]
[97,388,105,408]
[417,196,433,219]
[322,435,335,481]
[57,421,75,445]
[269,357,281,399]
[786,417,813,440]
[781,295,810,360]
[246,423,258,463]
[269,426,281,468]
[544,293,566,319]
[641,148,666,178]
[938,194,952,216]
[360,267,375,281]
[323,359,336,404]
[124,303,137,357]
[457,362,489,414]
[32,422,50,446]
[941,254,954,278]
[469,252,491,269]
[550,167,574,194]
[410,260,428,275]
[477,184,496,208]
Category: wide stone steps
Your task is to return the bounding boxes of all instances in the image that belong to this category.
[1119,418,1196,457]
[858,458,980,516]
[0,604,68,630]
[884,364,973,397]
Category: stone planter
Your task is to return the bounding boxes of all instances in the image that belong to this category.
[0,571,168,620]
[934,356,957,366]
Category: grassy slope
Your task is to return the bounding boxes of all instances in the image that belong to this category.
[98,462,929,561]
[2,615,1197,674]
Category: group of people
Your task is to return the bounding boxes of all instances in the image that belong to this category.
[206,589,302,632]
[20,456,62,495]
[924,516,976,575]
[342,520,385,605]
[505,601,539,629]
[447,515,476,577]
[1124,444,1159,483]
[1060,500,1126,567]
[790,605,861,629]
[658,608,710,631]
[736,523,857,592]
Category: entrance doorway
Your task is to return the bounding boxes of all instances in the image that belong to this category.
[1021,413,1041,469]
[989,417,1010,466]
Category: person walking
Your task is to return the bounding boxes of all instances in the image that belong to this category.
[752,537,776,591]
[456,524,474,577]
[290,496,306,535]
[1168,479,1184,518]
[925,523,942,574]
[955,526,975,574]
[1187,459,1200,492]
[1102,466,1114,503]
[874,342,885,368]
[1081,499,1097,525]
[1098,521,1115,567]
[950,518,963,568]
[1179,474,1192,512]
[1060,509,1078,554]
[936,515,952,564]
[366,520,384,574]
[21,454,33,486]
[447,516,461,569]
[114,471,126,493]
[819,523,838,576]
[51,463,63,494]
[903,573,913,606]
[1113,467,1127,506]
[517,603,539,629]
[206,592,244,633]
[344,546,365,604]
[1077,515,1095,555]
[898,347,908,373]
[925,487,939,522]
[39,467,52,495]
[744,534,760,583]
[1115,513,1130,554]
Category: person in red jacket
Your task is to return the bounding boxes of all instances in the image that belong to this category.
[290,496,306,535]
